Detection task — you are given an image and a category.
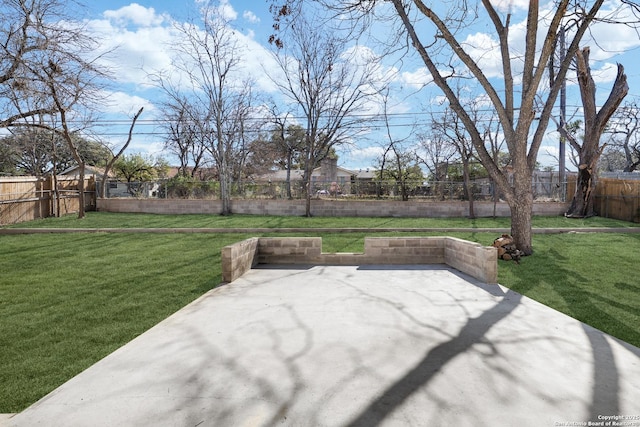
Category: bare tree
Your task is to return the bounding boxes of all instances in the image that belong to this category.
[242,132,284,178]
[100,107,144,198]
[272,0,640,254]
[155,3,256,215]
[605,101,640,173]
[160,98,208,179]
[269,108,305,199]
[162,105,189,179]
[415,128,457,199]
[226,83,262,194]
[560,48,628,217]
[481,114,509,216]
[269,11,382,216]
[44,61,103,219]
[377,89,417,201]
[2,0,112,219]
[430,105,478,218]
[1,0,62,126]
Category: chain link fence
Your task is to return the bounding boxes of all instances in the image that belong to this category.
[102,178,568,202]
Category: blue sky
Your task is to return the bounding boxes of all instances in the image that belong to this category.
[82,1,640,172]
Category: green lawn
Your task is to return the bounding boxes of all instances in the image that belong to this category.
[7,211,639,229]
[1,213,639,413]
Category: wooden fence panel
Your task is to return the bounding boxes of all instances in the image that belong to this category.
[594,178,640,223]
[0,176,95,225]
[0,177,47,225]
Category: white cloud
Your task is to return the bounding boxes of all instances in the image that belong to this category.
[400,68,432,90]
[591,62,621,84]
[338,145,385,169]
[194,0,237,20]
[86,3,279,95]
[489,0,530,13]
[461,32,503,79]
[86,6,178,88]
[99,91,156,115]
[437,3,639,84]
[235,33,283,93]
[216,0,238,21]
[243,10,260,24]
[585,2,640,61]
[102,3,168,27]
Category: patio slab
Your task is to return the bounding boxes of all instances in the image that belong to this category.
[6,265,640,427]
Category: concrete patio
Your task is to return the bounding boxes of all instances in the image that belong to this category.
[5,264,640,427]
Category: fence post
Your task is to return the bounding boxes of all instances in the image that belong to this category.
[46,175,54,218]
[88,177,96,210]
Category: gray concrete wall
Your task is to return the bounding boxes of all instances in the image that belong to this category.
[98,198,569,218]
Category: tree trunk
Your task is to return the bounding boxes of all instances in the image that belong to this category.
[564,48,628,218]
[286,151,293,199]
[53,173,60,217]
[77,161,86,219]
[220,172,231,215]
[217,136,232,215]
[400,180,408,201]
[51,154,60,217]
[565,159,598,218]
[509,193,533,255]
[462,158,475,219]
[65,143,86,219]
[303,164,312,217]
[505,166,534,255]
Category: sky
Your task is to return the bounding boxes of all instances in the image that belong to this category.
[78,0,640,172]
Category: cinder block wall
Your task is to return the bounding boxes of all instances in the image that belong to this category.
[98,198,569,218]
[97,199,223,214]
[257,237,323,264]
[362,237,446,264]
[221,237,259,283]
[221,236,498,284]
[444,237,498,284]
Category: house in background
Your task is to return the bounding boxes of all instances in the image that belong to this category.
[60,165,113,180]
[60,166,160,198]
[256,158,378,195]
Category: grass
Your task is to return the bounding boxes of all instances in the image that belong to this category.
[7,211,639,229]
[0,232,252,412]
[1,212,639,412]
[499,232,640,348]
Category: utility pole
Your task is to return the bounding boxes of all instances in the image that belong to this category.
[559,26,567,200]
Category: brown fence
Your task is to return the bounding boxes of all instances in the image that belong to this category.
[594,178,640,223]
[0,176,96,225]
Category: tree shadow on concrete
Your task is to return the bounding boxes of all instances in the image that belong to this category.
[92,297,316,427]
[344,286,522,427]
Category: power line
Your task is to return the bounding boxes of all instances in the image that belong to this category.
[12,105,635,139]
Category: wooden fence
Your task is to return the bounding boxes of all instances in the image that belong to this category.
[594,178,640,223]
[0,176,96,225]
